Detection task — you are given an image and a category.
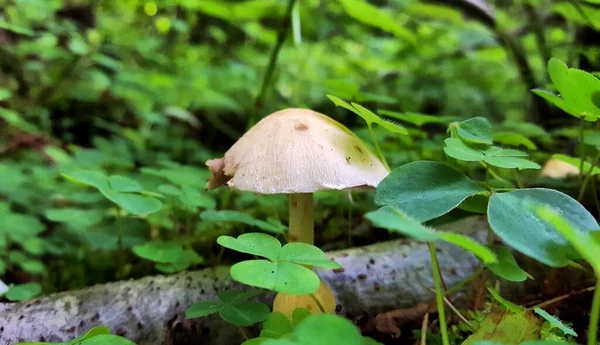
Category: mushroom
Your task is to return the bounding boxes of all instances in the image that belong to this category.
[205,108,389,245]
[540,158,580,179]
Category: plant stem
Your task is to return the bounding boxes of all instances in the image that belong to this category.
[512,170,524,189]
[236,325,249,340]
[428,242,450,345]
[578,151,600,201]
[251,0,298,127]
[588,280,600,345]
[310,293,326,313]
[368,124,390,171]
[289,193,314,244]
[292,0,302,45]
[592,178,600,216]
[579,118,586,183]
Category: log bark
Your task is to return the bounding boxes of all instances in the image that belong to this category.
[0,216,523,345]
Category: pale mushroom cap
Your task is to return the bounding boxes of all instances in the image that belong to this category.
[540,158,580,179]
[207,108,389,194]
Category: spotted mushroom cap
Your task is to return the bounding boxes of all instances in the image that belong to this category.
[206,108,389,194]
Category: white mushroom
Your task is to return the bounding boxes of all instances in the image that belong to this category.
[206,108,389,244]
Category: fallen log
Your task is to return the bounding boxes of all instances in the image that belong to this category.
[0,216,578,345]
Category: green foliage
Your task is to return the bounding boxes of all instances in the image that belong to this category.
[15,326,137,345]
[485,246,532,282]
[186,290,270,326]
[217,233,340,294]
[374,161,488,222]
[365,206,497,264]
[487,188,599,267]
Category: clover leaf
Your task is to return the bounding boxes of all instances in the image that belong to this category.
[449,117,493,145]
[444,138,540,170]
[63,170,163,216]
[186,290,270,326]
[217,233,341,294]
[327,95,408,135]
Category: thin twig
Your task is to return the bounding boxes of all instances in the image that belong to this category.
[527,285,596,310]
[442,293,474,330]
[578,151,600,201]
[310,294,326,313]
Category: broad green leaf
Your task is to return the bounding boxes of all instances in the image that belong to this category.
[108,175,143,193]
[230,260,320,295]
[0,107,39,133]
[553,154,600,175]
[488,287,525,313]
[218,290,263,304]
[201,210,287,234]
[337,0,416,44]
[185,301,222,318]
[292,308,312,326]
[294,314,363,345]
[584,131,600,148]
[375,161,488,222]
[379,110,457,127]
[261,311,294,338]
[6,283,42,301]
[535,205,600,274]
[179,185,216,209]
[493,132,538,150]
[451,117,493,145]
[217,233,281,261]
[0,89,12,101]
[365,206,497,264]
[279,243,341,269]
[485,247,532,282]
[105,192,163,216]
[444,138,485,161]
[487,188,600,266]
[534,307,577,337]
[63,170,110,190]
[132,241,186,264]
[220,302,270,326]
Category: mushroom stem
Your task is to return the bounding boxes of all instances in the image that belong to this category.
[289,193,314,244]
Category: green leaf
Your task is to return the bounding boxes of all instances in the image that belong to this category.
[6,283,42,301]
[535,205,600,274]
[0,107,39,133]
[485,247,532,282]
[337,0,416,44]
[185,301,222,319]
[487,287,524,313]
[326,96,408,135]
[292,308,312,326]
[533,307,577,337]
[179,185,216,209]
[375,161,488,222]
[201,210,287,234]
[379,111,458,127]
[220,302,271,326]
[132,241,186,264]
[0,89,12,101]
[217,233,281,261]
[487,188,600,267]
[444,139,540,170]
[108,175,143,193]
[534,307,577,337]
[295,314,363,345]
[584,131,600,149]
[103,192,163,216]
[279,243,341,269]
[493,132,538,150]
[451,117,493,145]
[63,170,110,189]
[365,206,497,264]
[230,260,320,295]
[261,311,294,338]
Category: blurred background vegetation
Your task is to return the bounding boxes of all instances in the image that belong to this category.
[0,0,599,301]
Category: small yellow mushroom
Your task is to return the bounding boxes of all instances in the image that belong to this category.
[272,279,337,321]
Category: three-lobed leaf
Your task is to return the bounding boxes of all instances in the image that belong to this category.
[444,138,540,170]
[230,260,320,295]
